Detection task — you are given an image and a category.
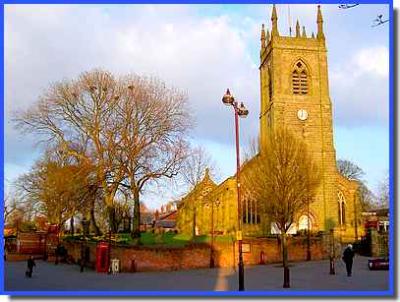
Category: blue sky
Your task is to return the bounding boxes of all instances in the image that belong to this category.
[4,4,390,210]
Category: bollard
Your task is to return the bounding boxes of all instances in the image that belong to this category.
[210,249,215,268]
[260,251,266,265]
[329,256,335,275]
[80,258,85,273]
[130,259,137,273]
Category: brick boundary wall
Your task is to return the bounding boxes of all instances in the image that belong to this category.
[62,236,328,273]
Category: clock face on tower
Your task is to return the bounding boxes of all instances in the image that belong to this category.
[297,109,308,121]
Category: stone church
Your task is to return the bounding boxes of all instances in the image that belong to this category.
[176,5,362,242]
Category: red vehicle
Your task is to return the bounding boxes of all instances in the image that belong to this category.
[368,257,389,270]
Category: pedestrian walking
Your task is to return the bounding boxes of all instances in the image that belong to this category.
[80,257,85,273]
[79,242,85,273]
[26,256,36,278]
[342,244,355,276]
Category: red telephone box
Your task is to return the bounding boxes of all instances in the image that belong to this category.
[96,242,110,273]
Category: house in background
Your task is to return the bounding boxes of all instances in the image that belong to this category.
[154,201,178,233]
[363,208,389,234]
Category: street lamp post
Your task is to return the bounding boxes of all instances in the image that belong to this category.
[306,200,311,261]
[107,207,114,275]
[329,228,336,275]
[108,227,112,274]
[210,199,220,268]
[222,89,249,291]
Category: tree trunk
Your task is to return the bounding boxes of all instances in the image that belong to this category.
[282,232,290,288]
[70,216,74,235]
[107,205,116,234]
[132,188,141,239]
[90,198,101,236]
[111,207,118,234]
[82,217,90,236]
[192,207,197,239]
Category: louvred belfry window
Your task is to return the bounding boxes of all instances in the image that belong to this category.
[292,61,308,95]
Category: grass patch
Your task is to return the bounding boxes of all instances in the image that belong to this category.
[139,232,190,247]
[62,232,234,247]
[62,233,134,245]
[139,232,156,245]
[139,233,234,246]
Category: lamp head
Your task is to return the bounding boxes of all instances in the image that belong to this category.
[222,89,234,106]
[238,102,249,117]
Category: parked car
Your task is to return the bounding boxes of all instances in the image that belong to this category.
[368,257,389,270]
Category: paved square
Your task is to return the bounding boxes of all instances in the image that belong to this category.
[4,256,389,293]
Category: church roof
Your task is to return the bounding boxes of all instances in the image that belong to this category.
[178,168,217,208]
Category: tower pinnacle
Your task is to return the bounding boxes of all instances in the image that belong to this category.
[317,5,325,40]
[271,4,279,36]
[296,20,300,37]
[261,24,266,48]
[204,168,210,180]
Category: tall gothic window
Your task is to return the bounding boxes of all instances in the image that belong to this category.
[338,191,346,227]
[292,61,308,95]
[268,66,273,102]
[242,198,260,225]
[298,215,312,231]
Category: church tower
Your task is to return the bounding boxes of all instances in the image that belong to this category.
[259,5,340,232]
[177,5,361,242]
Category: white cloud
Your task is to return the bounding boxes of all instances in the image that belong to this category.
[354,46,389,77]
[330,46,389,126]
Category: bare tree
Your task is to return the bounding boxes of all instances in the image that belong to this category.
[180,145,217,189]
[357,182,376,211]
[4,194,11,221]
[14,70,192,239]
[243,136,259,162]
[244,127,320,288]
[14,70,124,219]
[4,193,18,224]
[15,148,96,230]
[337,159,365,181]
[111,75,191,238]
[105,198,131,234]
[376,174,389,208]
[337,159,377,211]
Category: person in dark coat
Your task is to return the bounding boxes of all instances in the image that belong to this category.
[342,244,355,276]
[79,243,86,273]
[55,244,60,265]
[26,256,36,278]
